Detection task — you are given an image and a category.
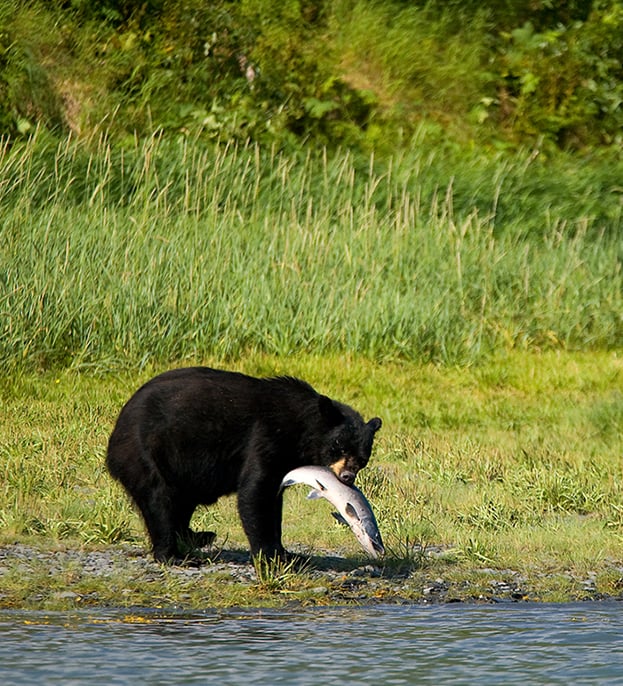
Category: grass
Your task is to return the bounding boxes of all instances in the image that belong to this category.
[0,129,622,607]
[1,351,622,607]
[1,132,622,372]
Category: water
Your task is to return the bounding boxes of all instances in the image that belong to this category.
[1,602,622,685]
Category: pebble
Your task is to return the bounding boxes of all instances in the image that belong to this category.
[0,543,617,606]
[53,591,80,600]
[310,586,328,596]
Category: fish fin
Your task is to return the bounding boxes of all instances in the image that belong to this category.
[331,512,349,527]
[307,489,323,500]
[345,502,360,521]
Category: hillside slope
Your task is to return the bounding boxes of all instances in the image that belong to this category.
[1,1,622,153]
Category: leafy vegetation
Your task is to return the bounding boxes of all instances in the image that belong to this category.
[1,0,622,151]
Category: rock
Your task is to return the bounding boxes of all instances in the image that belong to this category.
[53,591,80,600]
[310,586,328,596]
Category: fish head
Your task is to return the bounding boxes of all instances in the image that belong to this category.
[342,502,385,559]
[366,527,386,557]
[358,511,385,558]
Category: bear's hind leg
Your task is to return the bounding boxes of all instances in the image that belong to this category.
[169,501,216,558]
[136,486,184,563]
[107,440,182,562]
[116,470,186,562]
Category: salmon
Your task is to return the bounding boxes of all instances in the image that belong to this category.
[281,465,385,558]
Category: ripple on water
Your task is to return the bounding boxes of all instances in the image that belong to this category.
[1,603,622,685]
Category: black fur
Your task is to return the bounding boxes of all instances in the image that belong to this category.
[106,367,382,562]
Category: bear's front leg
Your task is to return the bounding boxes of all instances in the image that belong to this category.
[237,474,285,560]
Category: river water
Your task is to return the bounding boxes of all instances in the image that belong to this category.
[1,602,622,685]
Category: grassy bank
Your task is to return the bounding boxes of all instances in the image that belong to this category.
[1,133,622,371]
[1,351,622,608]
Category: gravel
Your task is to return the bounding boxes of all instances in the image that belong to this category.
[0,542,619,608]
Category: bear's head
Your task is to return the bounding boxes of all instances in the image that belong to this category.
[318,396,382,485]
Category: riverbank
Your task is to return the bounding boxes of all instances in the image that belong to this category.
[2,352,623,610]
[2,541,622,611]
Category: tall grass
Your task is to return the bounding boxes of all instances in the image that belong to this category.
[1,131,621,371]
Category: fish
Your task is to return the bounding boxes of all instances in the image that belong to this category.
[280,465,385,558]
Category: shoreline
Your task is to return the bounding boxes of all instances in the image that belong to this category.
[1,542,621,610]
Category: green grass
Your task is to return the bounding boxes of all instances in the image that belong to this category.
[1,351,622,607]
[1,129,622,606]
[1,132,621,372]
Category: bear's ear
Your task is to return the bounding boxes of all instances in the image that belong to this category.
[368,417,382,434]
[318,395,344,427]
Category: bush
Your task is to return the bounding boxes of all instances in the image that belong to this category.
[0,3,67,137]
[1,0,622,152]
[495,4,623,147]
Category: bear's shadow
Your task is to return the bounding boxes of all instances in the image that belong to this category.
[203,546,400,576]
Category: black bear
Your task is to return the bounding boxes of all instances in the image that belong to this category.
[106,367,382,562]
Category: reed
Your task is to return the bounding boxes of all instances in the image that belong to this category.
[1,131,621,372]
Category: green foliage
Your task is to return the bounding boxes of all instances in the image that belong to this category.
[235,0,372,146]
[0,3,67,136]
[496,6,623,146]
[330,1,495,147]
[424,0,595,31]
[2,0,622,151]
[54,0,165,23]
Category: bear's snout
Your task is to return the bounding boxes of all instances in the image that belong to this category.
[338,469,357,486]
